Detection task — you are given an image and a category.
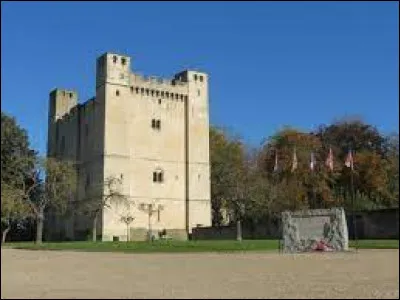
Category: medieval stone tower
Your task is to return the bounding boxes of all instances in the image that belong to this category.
[47,52,211,241]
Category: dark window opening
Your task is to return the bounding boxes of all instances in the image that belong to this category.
[121,57,126,65]
[157,172,163,182]
[199,75,204,82]
[151,119,161,130]
[113,55,117,63]
[194,74,198,81]
[158,99,162,105]
[69,93,73,98]
[156,91,160,96]
[130,86,134,93]
[116,90,120,96]
[146,89,149,96]
[136,87,140,94]
[141,88,144,94]
[151,90,154,96]
[153,170,164,183]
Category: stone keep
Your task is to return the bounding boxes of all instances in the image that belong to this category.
[281,208,349,252]
[46,52,212,241]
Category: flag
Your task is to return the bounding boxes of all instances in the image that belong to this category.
[310,152,317,171]
[345,149,354,170]
[273,151,279,172]
[325,147,334,171]
[291,148,298,172]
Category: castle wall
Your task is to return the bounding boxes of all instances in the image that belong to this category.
[47,52,212,241]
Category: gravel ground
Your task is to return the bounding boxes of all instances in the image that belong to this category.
[1,248,398,299]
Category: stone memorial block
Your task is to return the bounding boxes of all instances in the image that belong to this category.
[281,207,349,253]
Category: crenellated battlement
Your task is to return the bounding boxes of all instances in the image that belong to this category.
[130,73,188,94]
[132,74,187,86]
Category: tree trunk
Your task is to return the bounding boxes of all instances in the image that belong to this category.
[92,214,98,242]
[148,211,153,242]
[236,219,242,242]
[2,227,10,244]
[36,208,44,244]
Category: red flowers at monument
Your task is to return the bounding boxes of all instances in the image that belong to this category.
[312,240,334,252]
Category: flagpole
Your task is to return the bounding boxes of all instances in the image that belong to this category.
[313,153,316,209]
[313,176,316,209]
[350,165,358,252]
[273,149,282,253]
[310,152,317,209]
[347,148,358,252]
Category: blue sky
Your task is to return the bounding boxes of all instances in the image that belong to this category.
[1,1,398,155]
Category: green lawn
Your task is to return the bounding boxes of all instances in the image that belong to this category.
[2,239,398,253]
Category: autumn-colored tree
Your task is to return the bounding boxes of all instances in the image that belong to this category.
[258,127,337,210]
[210,127,246,224]
[315,119,397,209]
[210,126,255,240]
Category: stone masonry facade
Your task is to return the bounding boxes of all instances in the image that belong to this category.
[47,52,212,241]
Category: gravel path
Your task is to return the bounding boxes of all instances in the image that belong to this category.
[1,248,398,299]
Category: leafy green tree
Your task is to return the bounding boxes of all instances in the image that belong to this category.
[1,112,37,241]
[1,112,36,185]
[24,158,77,243]
[1,182,31,243]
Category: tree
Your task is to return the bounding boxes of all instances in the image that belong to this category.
[1,112,36,185]
[79,175,131,242]
[1,112,37,241]
[315,119,397,209]
[258,127,334,210]
[1,182,31,243]
[120,214,135,242]
[384,133,399,206]
[210,126,251,240]
[315,117,387,157]
[24,158,77,243]
[137,202,164,242]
